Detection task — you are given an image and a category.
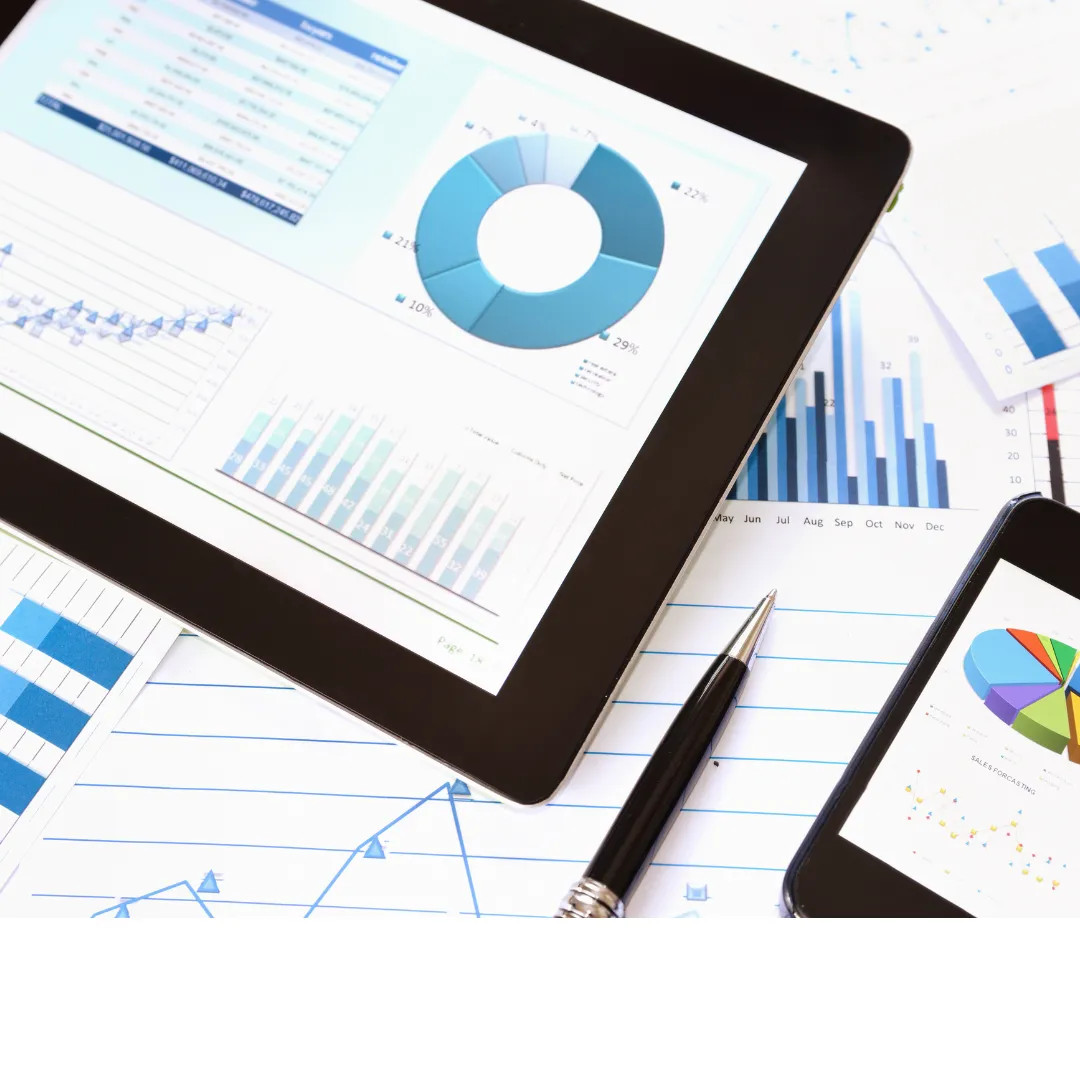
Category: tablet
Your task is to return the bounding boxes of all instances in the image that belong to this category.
[0,0,908,803]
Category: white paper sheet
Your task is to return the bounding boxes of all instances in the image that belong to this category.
[0,530,179,887]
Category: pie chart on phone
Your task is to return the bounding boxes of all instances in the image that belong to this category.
[964,628,1080,761]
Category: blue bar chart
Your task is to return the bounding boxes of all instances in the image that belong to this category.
[983,239,1080,361]
[730,294,951,508]
[0,554,159,848]
[218,395,579,611]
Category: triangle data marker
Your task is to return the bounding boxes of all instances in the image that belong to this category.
[450,779,471,798]
[115,904,131,918]
[198,871,220,894]
[364,837,386,860]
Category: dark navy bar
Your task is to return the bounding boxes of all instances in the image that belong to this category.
[936,461,950,509]
[228,0,408,72]
[813,371,828,502]
[785,417,798,501]
[36,96,303,225]
[905,438,919,508]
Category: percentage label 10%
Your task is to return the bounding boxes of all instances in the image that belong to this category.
[395,295,433,318]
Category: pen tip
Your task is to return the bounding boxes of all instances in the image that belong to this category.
[765,588,777,601]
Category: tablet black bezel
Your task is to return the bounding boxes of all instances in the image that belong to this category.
[784,495,1080,917]
[0,0,909,804]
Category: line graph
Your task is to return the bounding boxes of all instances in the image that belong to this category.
[93,875,217,919]
[90,780,480,919]
[0,180,267,457]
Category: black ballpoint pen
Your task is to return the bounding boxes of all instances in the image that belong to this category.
[555,589,777,918]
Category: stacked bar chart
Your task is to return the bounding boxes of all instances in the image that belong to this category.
[0,579,134,840]
[730,295,950,508]
[984,240,1080,360]
[219,396,566,610]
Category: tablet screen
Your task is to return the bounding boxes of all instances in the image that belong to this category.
[0,0,804,692]
[842,560,1080,916]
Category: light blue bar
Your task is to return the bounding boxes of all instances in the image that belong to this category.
[416,481,485,578]
[242,417,295,487]
[1036,242,1080,320]
[306,423,378,522]
[882,379,899,506]
[461,520,518,602]
[776,398,788,502]
[766,411,779,500]
[825,413,838,503]
[850,294,868,504]
[223,410,274,476]
[892,378,909,507]
[925,424,940,508]
[984,268,1066,359]
[830,300,848,504]
[328,436,397,532]
[795,378,808,502]
[735,462,749,500]
[285,414,353,510]
[865,421,878,506]
[910,353,929,508]
[394,469,463,566]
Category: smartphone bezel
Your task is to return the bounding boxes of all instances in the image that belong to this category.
[783,494,1080,917]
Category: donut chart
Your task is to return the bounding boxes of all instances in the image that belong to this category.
[415,134,664,350]
[964,628,1080,761]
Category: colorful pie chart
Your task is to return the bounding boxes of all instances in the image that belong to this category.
[415,134,664,350]
[964,628,1080,761]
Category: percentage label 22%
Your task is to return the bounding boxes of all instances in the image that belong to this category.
[671,182,709,203]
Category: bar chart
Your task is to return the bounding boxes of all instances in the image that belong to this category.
[219,393,587,612]
[1028,378,1080,508]
[0,535,171,860]
[730,293,951,508]
[985,240,1080,360]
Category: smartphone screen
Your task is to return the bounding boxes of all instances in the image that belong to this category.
[840,558,1080,915]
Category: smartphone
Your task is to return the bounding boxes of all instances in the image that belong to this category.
[784,493,1080,917]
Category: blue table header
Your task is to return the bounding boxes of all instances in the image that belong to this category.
[226,0,409,73]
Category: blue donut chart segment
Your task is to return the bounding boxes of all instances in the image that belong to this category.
[415,134,664,350]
